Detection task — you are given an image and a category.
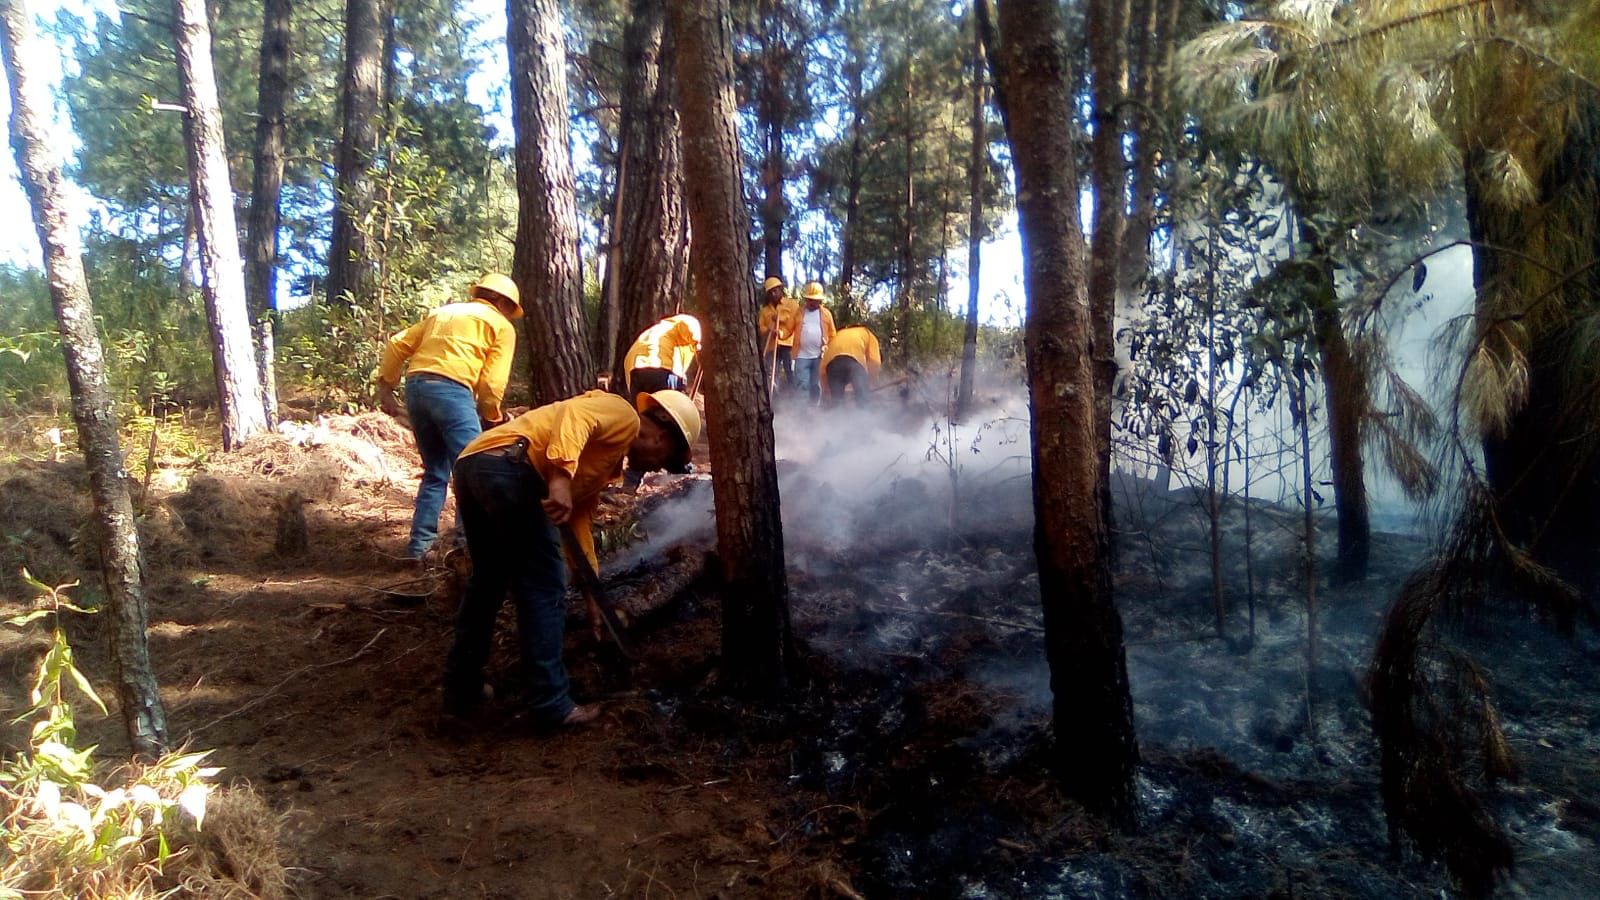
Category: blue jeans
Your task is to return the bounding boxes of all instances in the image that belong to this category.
[443,449,575,725]
[794,356,822,404]
[405,373,482,557]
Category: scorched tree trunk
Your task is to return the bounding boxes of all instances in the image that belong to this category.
[983,0,1139,824]
[668,0,794,697]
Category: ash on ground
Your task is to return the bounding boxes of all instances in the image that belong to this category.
[621,436,1600,897]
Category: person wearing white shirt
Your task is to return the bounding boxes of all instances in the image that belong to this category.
[791,281,836,405]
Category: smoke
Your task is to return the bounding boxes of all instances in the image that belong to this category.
[772,372,1034,553]
[613,371,1036,566]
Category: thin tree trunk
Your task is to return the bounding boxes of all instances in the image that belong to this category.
[897,21,915,342]
[757,4,786,281]
[838,6,865,320]
[610,0,689,380]
[172,0,267,449]
[245,0,289,427]
[1296,367,1319,746]
[957,9,986,417]
[982,0,1138,824]
[668,0,793,696]
[327,0,386,307]
[1204,222,1223,638]
[1087,0,1127,559]
[597,155,625,378]
[1318,301,1370,581]
[1117,0,1175,304]
[4,0,169,757]
[508,0,592,402]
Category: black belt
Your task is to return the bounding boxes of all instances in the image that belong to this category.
[477,437,529,461]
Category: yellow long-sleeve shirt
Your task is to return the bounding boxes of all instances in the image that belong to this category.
[457,390,639,571]
[623,314,701,389]
[376,299,515,422]
[822,325,882,380]
[758,298,800,349]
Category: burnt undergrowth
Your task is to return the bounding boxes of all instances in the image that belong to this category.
[571,465,1600,897]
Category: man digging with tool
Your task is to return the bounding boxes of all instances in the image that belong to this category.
[441,388,700,731]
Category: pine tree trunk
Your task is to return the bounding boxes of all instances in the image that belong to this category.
[1317,302,1370,581]
[1116,0,1176,304]
[957,9,985,417]
[3,0,168,757]
[897,26,916,340]
[757,13,786,282]
[1086,0,1127,554]
[245,0,289,426]
[172,0,267,449]
[668,0,793,697]
[1299,221,1369,581]
[983,0,1138,824]
[610,0,689,380]
[838,3,865,319]
[327,0,385,306]
[509,0,592,403]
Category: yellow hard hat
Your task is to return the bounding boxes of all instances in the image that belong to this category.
[763,276,785,292]
[801,281,827,302]
[637,389,701,447]
[470,272,523,319]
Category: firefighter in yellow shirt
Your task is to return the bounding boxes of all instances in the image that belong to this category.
[757,276,798,392]
[442,389,700,730]
[375,273,520,559]
[622,314,702,401]
[822,325,882,407]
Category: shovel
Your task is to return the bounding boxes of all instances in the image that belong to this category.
[557,524,637,662]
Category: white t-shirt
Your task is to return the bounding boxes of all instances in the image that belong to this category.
[797,308,824,359]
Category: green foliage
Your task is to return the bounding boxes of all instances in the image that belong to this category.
[803,0,1010,307]
[1,574,220,899]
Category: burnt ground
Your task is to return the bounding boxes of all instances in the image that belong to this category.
[1,410,1598,898]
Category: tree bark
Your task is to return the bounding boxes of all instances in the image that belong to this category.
[897,16,916,342]
[837,0,866,319]
[610,0,690,380]
[984,0,1139,824]
[1086,0,1127,554]
[508,0,593,403]
[957,9,986,417]
[1116,0,1176,305]
[172,0,268,450]
[756,3,787,282]
[668,0,793,697]
[327,0,386,307]
[1298,220,1369,581]
[245,0,289,427]
[3,0,168,757]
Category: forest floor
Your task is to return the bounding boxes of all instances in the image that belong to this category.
[1,402,1598,898]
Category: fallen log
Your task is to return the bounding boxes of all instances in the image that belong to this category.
[592,544,711,620]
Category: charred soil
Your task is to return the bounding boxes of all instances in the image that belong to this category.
[1,413,1597,898]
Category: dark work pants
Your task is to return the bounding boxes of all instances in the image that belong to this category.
[442,449,575,725]
[825,357,870,407]
[627,367,685,403]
